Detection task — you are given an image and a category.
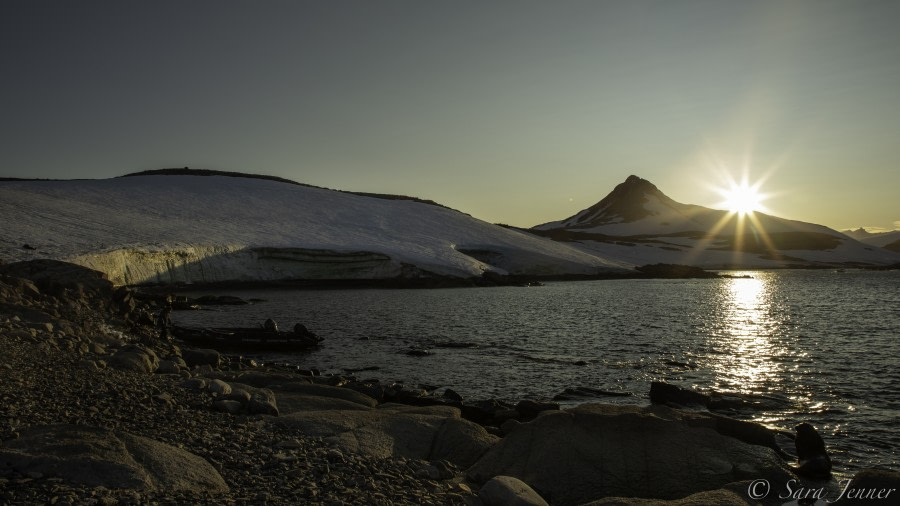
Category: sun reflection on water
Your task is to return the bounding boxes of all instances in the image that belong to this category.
[711,273,785,393]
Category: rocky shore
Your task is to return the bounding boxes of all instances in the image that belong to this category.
[2,260,897,505]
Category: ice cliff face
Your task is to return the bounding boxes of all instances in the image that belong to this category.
[0,174,625,285]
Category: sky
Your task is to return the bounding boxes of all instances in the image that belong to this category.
[2,1,899,231]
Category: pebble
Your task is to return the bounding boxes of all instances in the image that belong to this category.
[0,273,478,505]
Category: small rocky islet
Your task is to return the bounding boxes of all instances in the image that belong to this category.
[1,260,898,505]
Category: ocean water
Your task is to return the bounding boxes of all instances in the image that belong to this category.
[174,269,900,472]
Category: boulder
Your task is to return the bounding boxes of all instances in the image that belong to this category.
[271,404,498,468]
[467,404,795,505]
[794,423,831,479]
[515,400,559,420]
[0,260,113,294]
[442,388,463,402]
[480,475,549,506]
[156,359,181,375]
[461,399,517,425]
[180,378,208,392]
[225,389,252,405]
[108,344,159,373]
[675,410,788,458]
[582,488,754,505]
[248,388,279,416]
[343,381,385,403]
[206,370,300,387]
[182,348,222,368]
[276,393,374,414]
[213,400,244,414]
[0,424,228,493]
[207,379,232,396]
[650,381,710,407]
[0,276,41,299]
[271,383,378,413]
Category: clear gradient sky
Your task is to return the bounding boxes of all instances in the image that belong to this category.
[2,1,899,231]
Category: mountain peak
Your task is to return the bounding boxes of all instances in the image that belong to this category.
[616,174,662,196]
[535,175,676,230]
[623,174,649,185]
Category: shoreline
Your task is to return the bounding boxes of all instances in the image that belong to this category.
[94,264,899,294]
[2,260,898,505]
[120,263,727,293]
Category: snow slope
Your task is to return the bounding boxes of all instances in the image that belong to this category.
[532,176,900,269]
[0,175,626,285]
[852,230,900,251]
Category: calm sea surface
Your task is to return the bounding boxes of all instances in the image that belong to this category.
[174,270,899,472]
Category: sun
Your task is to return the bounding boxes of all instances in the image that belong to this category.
[719,181,764,215]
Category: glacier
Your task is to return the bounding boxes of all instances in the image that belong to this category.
[0,174,626,285]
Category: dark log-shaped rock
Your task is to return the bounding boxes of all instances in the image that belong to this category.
[650,381,710,407]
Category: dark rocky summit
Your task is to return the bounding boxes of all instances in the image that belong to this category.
[1,260,895,504]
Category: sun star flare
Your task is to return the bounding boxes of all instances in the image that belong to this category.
[719,181,766,216]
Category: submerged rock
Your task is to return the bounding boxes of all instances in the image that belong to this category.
[649,381,710,408]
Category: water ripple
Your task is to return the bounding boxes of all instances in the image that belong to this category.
[175,269,900,472]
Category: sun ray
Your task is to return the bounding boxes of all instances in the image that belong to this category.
[732,208,747,266]
[745,211,782,261]
[681,211,740,266]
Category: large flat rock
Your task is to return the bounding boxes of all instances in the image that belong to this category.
[271,404,497,468]
[582,488,754,505]
[467,404,795,505]
[272,382,379,414]
[0,424,228,493]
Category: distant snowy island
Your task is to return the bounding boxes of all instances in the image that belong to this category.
[1,170,897,285]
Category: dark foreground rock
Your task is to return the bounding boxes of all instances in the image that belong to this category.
[649,381,710,407]
[272,404,498,469]
[0,424,228,493]
[479,475,549,506]
[0,262,479,504]
[582,486,755,505]
[467,404,797,505]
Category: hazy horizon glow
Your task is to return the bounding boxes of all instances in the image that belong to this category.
[2,1,898,231]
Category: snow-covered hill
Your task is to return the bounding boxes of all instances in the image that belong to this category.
[0,173,626,285]
[842,229,900,252]
[532,176,900,269]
